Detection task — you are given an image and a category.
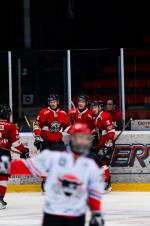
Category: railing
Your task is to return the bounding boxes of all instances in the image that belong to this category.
[0,48,150,131]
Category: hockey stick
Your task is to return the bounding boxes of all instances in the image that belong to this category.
[92,119,133,167]
[24,115,34,134]
[114,118,132,142]
[24,115,31,128]
[0,146,21,155]
[71,100,76,111]
[24,115,37,138]
[24,115,43,151]
[101,118,133,160]
[71,100,77,122]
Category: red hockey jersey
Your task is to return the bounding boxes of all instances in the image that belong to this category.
[68,108,94,129]
[93,111,115,148]
[34,108,70,142]
[0,120,25,153]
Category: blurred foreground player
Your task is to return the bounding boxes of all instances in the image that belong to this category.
[91,101,115,192]
[8,123,104,226]
[0,105,29,209]
[68,94,93,129]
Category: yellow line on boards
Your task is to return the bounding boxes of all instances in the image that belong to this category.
[7,184,41,192]
[112,183,150,192]
[7,183,150,192]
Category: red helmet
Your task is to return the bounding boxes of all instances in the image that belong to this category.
[69,123,91,135]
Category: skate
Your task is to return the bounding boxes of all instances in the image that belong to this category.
[0,198,7,209]
[105,184,112,192]
[41,179,45,195]
[104,181,112,194]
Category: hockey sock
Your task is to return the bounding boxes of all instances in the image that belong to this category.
[102,165,111,182]
[0,176,8,199]
[0,183,7,199]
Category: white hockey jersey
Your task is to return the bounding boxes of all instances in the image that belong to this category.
[24,149,104,217]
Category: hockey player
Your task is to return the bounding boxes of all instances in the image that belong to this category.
[0,105,29,209]
[91,101,115,192]
[68,94,94,129]
[7,123,105,226]
[34,94,70,191]
[34,94,70,151]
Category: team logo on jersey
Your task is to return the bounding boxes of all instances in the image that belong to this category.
[49,120,61,132]
[58,174,83,197]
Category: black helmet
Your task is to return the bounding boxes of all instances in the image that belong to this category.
[77,94,89,105]
[91,100,104,107]
[48,94,59,103]
[0,105,11,120]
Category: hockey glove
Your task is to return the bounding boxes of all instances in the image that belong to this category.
[20,147,30,159]
[0,156,10,176]
[90,212,105,226]
[105,139,114,154]
[34,136,43,150]
[92,134,98,148]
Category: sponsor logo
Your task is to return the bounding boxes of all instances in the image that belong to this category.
[111,144,150,167]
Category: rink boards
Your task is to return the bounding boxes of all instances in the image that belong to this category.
[8,131,150,191]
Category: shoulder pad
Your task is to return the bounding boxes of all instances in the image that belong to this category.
[69,108,76,113]
[39,108,50,115]
[101,111,110,119]
[59,109,67,115]
[9,122,16,126]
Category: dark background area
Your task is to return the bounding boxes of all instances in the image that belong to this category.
[0,1,149,128]
[0,0,148,49]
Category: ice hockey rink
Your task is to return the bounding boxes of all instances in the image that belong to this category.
[0,192,150,226]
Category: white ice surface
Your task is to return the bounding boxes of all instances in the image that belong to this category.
[0,192,150,226]
[103,192,150,226]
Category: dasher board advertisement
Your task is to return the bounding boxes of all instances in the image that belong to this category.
[131,119,150,131]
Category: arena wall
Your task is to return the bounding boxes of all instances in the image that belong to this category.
[8,132,150,191]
